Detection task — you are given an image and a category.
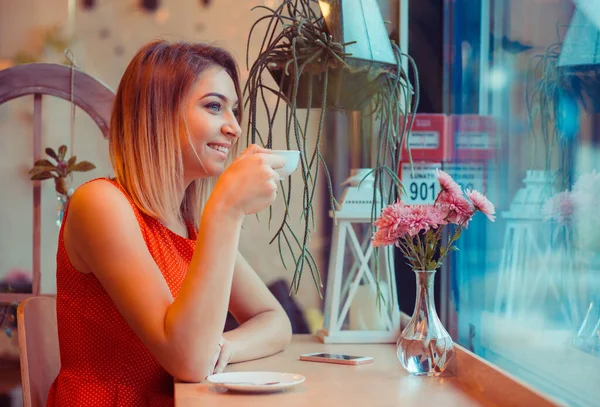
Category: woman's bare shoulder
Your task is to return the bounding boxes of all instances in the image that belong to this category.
[68,179,134,221]
[64,179,145,272]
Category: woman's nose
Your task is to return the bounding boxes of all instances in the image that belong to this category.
[222,115,242,140]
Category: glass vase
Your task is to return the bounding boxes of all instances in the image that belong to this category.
[572,300,600,356]
[396,269,454,376]
[56,193,69,227]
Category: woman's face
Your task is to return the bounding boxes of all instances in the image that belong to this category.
[181,66,241,181]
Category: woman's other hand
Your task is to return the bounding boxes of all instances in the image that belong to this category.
[211,336,234,375]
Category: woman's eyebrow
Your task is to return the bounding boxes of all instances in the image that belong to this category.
[200,92,239,105]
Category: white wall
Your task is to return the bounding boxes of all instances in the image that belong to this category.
[0,0,326,311]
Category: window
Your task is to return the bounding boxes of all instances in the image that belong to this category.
[441,1,600,405]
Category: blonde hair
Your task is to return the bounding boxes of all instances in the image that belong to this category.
[109,40,243,229]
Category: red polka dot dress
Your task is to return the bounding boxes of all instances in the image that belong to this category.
[47,178,197,407]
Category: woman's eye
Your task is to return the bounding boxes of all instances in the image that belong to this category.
[206,102,222,113]
[233,108,240,118]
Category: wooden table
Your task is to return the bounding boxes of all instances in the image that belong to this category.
[176,335,509,407]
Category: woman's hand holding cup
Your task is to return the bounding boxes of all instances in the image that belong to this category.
[211,144,285,218]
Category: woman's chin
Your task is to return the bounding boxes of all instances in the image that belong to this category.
[192,164,225,179]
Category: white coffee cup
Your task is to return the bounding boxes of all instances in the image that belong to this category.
[271,150,300,180]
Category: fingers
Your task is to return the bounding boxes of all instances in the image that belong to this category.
[213,355,227,374]
[260,154,286,169]
[213,341,231,374]
[208,343,221,377]
[235,145,286,170]
[239,144,271,158]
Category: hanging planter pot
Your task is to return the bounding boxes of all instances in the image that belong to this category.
[266,60,394,110]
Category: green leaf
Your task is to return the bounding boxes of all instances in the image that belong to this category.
[58,145,68,161]
[71,161,96,172]
[67,155,77,171]
[45,148,58,160]
[29,165,57,175]
[30,171,55,180]
[34,159,55,167]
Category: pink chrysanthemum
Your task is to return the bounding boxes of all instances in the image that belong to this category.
[400,204,448,237]
[372,200,407,247]
[372,201,448,247]
[435,168,463,196]
[437,190,474,226]
[542,191,575,224]
[466,189,496,222]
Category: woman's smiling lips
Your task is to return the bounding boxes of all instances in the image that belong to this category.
[207,142,231,158]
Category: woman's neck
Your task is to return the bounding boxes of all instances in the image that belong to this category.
[159,216,189,239]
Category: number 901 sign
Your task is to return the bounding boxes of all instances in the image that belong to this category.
[400,163,441,205]
[408,181,437,203]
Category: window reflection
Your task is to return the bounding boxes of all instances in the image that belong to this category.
[445,0,600,405]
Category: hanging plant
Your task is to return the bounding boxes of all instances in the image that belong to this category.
[525,39,573,191]
[245,0,419,295]
[28,145,96,198]
[525,14,600,191]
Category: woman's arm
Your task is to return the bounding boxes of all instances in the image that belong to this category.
[65,147,285,383]
[222,253,292,364]
[65,181,243,382]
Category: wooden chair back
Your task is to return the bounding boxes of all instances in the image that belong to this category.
[17,296,59,407]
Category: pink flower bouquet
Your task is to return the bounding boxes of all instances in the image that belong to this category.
[372,169,496,271]
[542,170,600,251]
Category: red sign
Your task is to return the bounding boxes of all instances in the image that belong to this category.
[450,115,496,161]
[401,114,452,162]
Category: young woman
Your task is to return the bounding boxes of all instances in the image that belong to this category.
[46,40,292,406]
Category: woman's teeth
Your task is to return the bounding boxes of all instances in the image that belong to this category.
[209,144,229,154]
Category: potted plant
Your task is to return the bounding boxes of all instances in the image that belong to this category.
[525,37,575,192]
[28,144,96,225]
[29,144,95,197]
[525,10,600,191]
[245,0,418,295]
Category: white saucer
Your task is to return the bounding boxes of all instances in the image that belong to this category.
[207,371,305,393]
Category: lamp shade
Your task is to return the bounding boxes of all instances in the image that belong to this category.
[559,8,600,67]
[318,0,396,66]
[557,7,600,112]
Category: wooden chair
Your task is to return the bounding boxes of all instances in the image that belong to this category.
[17,296,59,407]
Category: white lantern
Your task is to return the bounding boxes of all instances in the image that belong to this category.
[317,169,401,343]
[494,170,552,317]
